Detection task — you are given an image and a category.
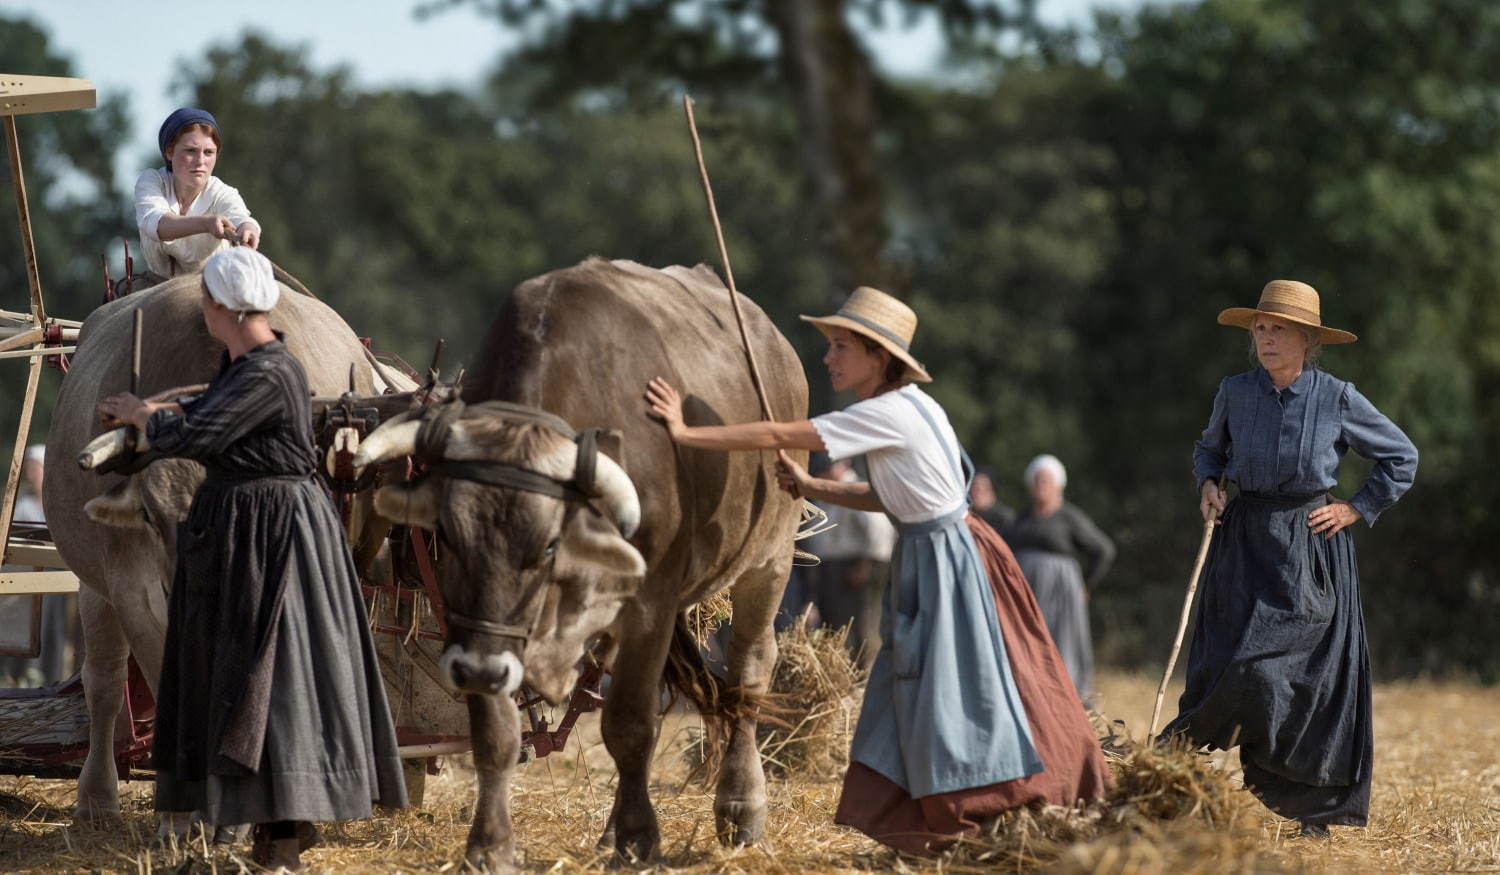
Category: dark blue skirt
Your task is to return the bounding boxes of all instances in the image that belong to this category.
[1161,492,1372,826]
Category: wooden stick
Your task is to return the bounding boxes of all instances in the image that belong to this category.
[682,96,774,422]
[5,116,47,326]
[1,115,46,563]
[0,355,43,565]
[130,309,143,395]
[1149,478,1227,737]
[0,327,42,355]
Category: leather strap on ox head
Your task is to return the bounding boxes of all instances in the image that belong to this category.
[409,399,609,644]
[412,398,605,502]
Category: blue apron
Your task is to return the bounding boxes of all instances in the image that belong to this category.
[847,393,1042,797]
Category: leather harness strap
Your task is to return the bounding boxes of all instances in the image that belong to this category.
[409,398,611,643]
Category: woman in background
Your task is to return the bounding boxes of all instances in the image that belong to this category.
[1004,454,1115,701]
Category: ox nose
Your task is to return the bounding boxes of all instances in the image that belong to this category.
[439,645,523,696]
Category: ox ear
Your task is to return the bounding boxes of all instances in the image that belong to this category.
[373,479,441,530]
[557,505,646,579]
[595,429,625,471]
[84,477,148,529]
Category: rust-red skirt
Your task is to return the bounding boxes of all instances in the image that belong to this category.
[834,512,1113,854]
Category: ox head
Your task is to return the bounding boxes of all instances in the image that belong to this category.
[354,403,646,703]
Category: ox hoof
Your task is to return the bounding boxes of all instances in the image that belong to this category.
[612,824,660,864]
[71,799,122,826]
[463,843,517,874]
[714,800,766,847]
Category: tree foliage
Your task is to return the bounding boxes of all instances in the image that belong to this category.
[4,0,1497,678]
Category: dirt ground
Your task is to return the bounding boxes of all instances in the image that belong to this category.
[0,671,1495,873]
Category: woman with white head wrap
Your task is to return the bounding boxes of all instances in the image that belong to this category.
[96,247,405,869]
[1005,454,1116,701]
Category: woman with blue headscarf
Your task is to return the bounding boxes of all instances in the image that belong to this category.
[133,108,261,282]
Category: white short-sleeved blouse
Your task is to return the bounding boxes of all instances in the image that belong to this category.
[134,167,260,278]
[811,385,967,524]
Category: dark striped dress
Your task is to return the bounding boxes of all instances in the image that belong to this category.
[147,335,406,824]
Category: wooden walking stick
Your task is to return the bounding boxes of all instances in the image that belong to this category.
[1149,476,1227,737]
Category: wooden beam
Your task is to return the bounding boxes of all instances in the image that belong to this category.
[0,74,96,118]
[0,353,42,564]
[0,327,41,354]
[5,115,46,325]
[2,542,68,569]
[0,571,80,595]
[0,344,73,360]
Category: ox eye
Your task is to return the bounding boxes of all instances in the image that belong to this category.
[544,538,559,558]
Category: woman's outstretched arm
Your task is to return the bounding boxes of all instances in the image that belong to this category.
[646,378,826,451]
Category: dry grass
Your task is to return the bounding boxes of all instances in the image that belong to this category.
[756,613,864,780]
[0,671,1495,873]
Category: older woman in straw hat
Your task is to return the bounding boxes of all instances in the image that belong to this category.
[647,287,1110,853]
[1161,280,1417,837]
[97,248,405,870]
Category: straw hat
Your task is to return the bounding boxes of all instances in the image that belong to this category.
[800,286,932,383]
[1217,280,1357,344]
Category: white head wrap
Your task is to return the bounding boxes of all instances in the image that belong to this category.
[203,247,279,315]
[1025,454,1067,491]
[23,444,45,465]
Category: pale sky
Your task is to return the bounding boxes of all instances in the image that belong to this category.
[4,0,1140,183]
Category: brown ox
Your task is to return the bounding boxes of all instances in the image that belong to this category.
[355,258,808,869]
[45,275,409,824]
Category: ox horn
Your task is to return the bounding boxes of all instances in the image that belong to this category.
[351,413,421,471]
[78,428,149,471]
[514,429,642,538]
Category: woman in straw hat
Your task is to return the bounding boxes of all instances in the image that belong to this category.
[1160,280,1417,837]
[647,286,1110,853]
[97,248,405,870]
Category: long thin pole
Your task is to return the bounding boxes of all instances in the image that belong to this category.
[5,117,46,325]
[682,96,774,422]
[131,310,143,395]
[1149,480,1226,737]
[1,116,46,564]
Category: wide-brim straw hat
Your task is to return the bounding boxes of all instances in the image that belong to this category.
[800,286,933,383]
[1217,280,1357,344]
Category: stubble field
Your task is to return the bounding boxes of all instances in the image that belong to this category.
[0,670,1495,873]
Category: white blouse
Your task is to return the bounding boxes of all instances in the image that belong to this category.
[811,385,968,524]
[134,167,260,278]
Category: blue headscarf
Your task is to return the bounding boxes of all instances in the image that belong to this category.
[157,108,218,167]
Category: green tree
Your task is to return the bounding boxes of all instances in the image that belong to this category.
[427,0,1041,295]
[1071,0,1500,677]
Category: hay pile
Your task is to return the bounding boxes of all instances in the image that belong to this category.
[756,611,865,780]
[938,721,1293,873]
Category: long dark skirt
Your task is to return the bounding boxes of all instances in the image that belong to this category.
[154,476,406,824]
[1161,492,1372,826]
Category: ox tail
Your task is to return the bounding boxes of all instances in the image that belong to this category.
[659,613,790,784]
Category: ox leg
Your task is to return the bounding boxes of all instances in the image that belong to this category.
[464,691,521,873]
[715,559,790,846]
[74,585,127,822]
[598,604,676,861]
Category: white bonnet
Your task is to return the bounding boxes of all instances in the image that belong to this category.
[23,444,44,464]
[1024,454,1067,491]
[203,247,279,314]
